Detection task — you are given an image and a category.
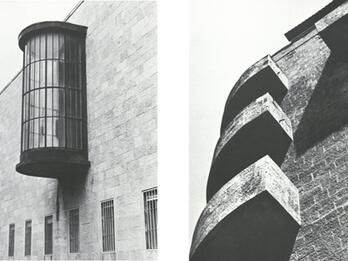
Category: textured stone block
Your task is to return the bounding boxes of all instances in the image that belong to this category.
[0,1,157,260]
[315,1,348,56]
[220,55,288,133]
[207,93,292,201]
[191,156,300,261]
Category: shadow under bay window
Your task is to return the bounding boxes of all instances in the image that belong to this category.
[16,21,90,178]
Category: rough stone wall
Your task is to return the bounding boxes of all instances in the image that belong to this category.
[273,27,348,260]
[0,1,157,260]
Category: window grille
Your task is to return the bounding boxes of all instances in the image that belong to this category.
[69,209,79,253]
[8,224,15,257]
[143,188,158,249]
[101,199,115,252]
[44,215,53,255]
[25,220,32,256]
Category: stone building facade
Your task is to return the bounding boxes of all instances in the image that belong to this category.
[0,1,157,260]
[190,0,348,260]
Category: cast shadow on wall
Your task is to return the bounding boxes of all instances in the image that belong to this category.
[294,53,348,156]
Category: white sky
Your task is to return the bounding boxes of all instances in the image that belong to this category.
[190,0,330,240]
[0,0,79,89]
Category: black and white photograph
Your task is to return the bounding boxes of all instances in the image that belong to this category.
[190,0,348,260]
[0,1,157,260]
[1,0,348,260]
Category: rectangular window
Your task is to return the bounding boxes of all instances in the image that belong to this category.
[44,215,53,255]
[24,220,32,256]
[8,224,15,257]
[143,188,158,249]
[69,209,79,253]
[101,199,115,252]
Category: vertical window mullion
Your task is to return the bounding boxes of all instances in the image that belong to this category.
[44,33,47,148]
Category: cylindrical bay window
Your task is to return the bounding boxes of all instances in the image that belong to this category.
[16,21,90,178]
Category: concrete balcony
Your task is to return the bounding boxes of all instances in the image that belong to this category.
[220,55,288,134]
[315,2,348,56]
[190,156,300,261]
[207,93,292,201]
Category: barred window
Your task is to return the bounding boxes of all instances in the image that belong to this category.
[101,199,115,252]
[8,224,15,257]
[44,215,53,255]
[25,220,32,256]
[69,209,79,253]
[143,188,157,249]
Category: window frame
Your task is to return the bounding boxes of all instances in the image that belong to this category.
[69,208,80,253]
[24,219,32,256]
[100,198,116,253]
[143,187,158,250]
[8,223,15,257]
[44,215,53,255]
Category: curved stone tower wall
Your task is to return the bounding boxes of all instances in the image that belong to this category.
[191,1,348,260]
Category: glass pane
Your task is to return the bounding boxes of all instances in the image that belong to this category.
[29,120,34,149]
[34,90,40,118]
[67,118,77,148]
[65,62,70,88]
[39,61,45,88]
[35,36,40,62]
[40,89,45,117]
[39,118,45,147]
[76,91,81,118]
[53,117,65,147]
[46,117,52,147]
[35,62,39,89]
[71,63,77,88]
[25,43,29,66]
[58,61,65,87]
[65,34,71,62]
[47,33,53,59]
[30,38,35,63]
[77,41,82,63]
[59,34,64,60]
[40,34,45,60]
[30,63,34,91]
[77,63,82,89]
[52,88,65,116]
[71,37,77,63]
[29,91,34,119]
[47,60,52,87]
[53,33,59,59]
[71,90,76,118]
[23,122,28,150]
[66,89,71,117]
[34,118,39,148]
[23,68,27,93]
[47,88,53,117]
[53,60,59,86]
[76,120,82,148]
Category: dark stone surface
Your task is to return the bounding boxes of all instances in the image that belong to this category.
[220,55,288,134]
[207,94,292,201]
[191,192,300,261]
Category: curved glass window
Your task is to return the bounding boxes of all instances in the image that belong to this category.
[21,32,84,151]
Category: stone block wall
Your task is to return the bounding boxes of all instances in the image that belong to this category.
[0,1,156,260]
[272,5,348,260]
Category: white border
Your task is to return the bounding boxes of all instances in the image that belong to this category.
[158,0,189,260]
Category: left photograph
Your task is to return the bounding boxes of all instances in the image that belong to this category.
[0,1,157,260]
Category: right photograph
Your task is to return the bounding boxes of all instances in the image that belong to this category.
[190,0,348,260]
